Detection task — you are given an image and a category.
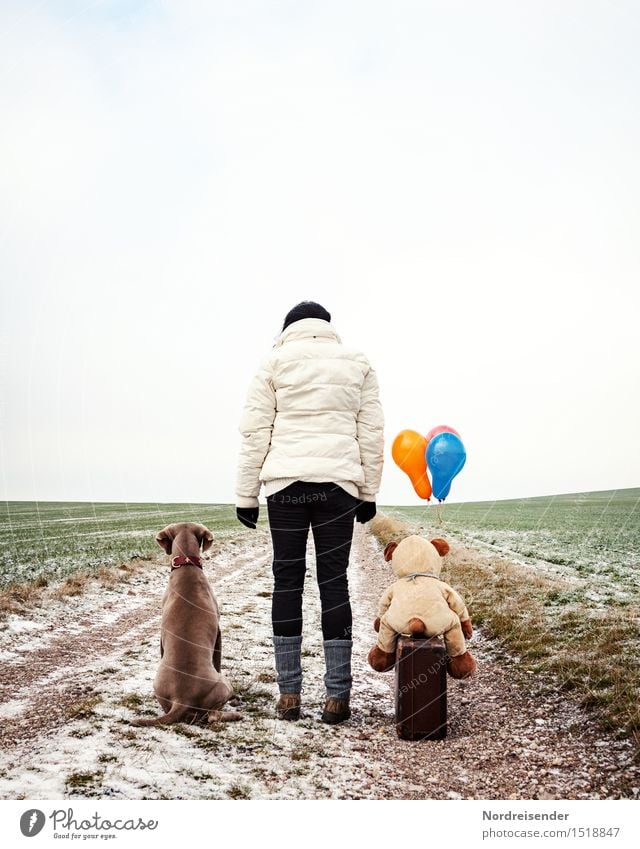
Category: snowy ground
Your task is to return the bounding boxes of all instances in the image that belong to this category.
[0,527,638,800]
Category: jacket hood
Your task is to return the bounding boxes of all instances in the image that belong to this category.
[274,317,341,348]
[391,535,444,579]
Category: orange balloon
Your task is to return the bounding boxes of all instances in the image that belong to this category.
[392,430,432,500]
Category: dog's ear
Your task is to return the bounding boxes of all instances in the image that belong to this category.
[383,541,399,562]
[197,525,214,552]
[155,525,175,555]
[430,537,450,557]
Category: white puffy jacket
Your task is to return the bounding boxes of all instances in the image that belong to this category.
[236,318,384,508]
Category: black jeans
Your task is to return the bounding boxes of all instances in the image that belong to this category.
[266,482,358,640]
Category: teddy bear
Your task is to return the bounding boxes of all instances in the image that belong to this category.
[367,535,477,679]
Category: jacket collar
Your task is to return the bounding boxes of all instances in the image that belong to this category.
[274,318,341,348]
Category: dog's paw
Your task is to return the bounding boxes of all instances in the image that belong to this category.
[208,708,243,723]
[221,710,243,722]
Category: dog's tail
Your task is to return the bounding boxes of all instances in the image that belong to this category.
[131,704,189,727]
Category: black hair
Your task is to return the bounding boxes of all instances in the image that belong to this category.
[282,301,331,332]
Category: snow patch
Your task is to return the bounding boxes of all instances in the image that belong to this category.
[0,699,28,718]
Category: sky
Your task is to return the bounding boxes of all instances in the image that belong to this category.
[1,0,639,506]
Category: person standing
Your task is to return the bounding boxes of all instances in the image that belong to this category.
[235,301,384,724]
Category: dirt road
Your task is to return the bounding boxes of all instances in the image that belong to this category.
[0,527,637,799]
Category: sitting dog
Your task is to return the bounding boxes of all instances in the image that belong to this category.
[133,522,242,726]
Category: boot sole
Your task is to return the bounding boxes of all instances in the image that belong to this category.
[321,708,351,725]
[276,708,300,721]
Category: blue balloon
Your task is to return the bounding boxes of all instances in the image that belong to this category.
[426,432,466,501]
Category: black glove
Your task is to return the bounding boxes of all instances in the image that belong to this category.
[236,506,259,529]
[355,501,376,524]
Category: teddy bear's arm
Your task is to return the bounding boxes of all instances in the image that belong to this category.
[376,617,398,655]
[377,585,394,618]
[443,584,471,625]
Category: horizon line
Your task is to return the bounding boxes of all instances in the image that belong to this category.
[1,485,639,509]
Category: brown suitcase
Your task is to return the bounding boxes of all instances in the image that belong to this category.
[395,636,447,740]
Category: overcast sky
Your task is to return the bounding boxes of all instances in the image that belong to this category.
[1,0,639,507]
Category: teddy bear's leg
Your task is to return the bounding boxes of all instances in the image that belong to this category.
[447,651,477,679]
[368,645,396,672]
[444,623,477,680]
[368,618,397,672]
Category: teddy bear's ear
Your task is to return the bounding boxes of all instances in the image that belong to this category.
[383,541,399,562]
[430,537,450,557]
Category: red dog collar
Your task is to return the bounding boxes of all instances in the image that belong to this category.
[171,555,203,570]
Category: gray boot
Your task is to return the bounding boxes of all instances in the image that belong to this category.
[272,634,303,694]
[323,639,352,700]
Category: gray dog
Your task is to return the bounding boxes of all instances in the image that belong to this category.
[133,522,242,726]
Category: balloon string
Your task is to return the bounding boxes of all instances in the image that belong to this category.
[436,502,444,526]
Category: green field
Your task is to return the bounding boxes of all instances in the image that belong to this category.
[385,488,640,606]
[1,490,638,596]
[0,501,240,588]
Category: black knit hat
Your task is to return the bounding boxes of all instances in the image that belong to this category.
[282,301,331,332]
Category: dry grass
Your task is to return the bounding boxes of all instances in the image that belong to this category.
[227,783,251,799]
[66,695,102,720]
[96,565,120,586]
[0,557,149,619]
[52,573,91,599]
[255,671,276,683]
[368,514,407,547]
[65,770,104,790]
[369,513,640,743]
[119,693,144,710]
[0,581,45,617]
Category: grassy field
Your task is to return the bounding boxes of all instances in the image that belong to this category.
[0,501,240,589]
[1,490,637,593]
[384,488,640,606]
